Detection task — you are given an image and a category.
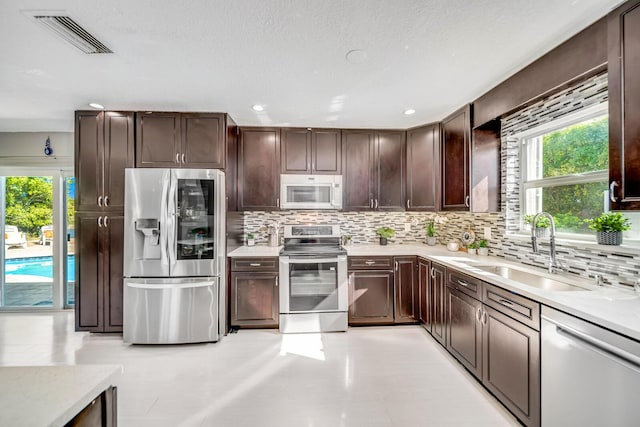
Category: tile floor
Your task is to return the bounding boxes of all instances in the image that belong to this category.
[0,311,520,426]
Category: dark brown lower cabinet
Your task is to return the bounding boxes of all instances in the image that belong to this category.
[446,286,483,379]
[483,305,540,427]
[430,263,447,346]
[75,214,124,332]
[66,386,117,427]
[230,272,279,328]
[418,258,431,328]
[394,257,419,324]
[348,270,394,325]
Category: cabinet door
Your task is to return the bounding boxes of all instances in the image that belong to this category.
[230,272,279,328]
[75,111,104,213]
[407,123,440,211]
[418,258,431,328]
[609,0,640,210]
[441,105,471,211]
[431,263,447,346]
[181,113,226,169]
[238,128,280,210]
[446,286,482,379]
[342,130,375,210]
[136,112,181,168]
[281,128,311,174]
[376,130,406,211]
[394,257,418,324]
[312,129,341,174]
[471,121,501,212]
[104,215,124,332]
[75,214,103,331]
[348,270,394,325]
[103,112,134,212]
[483,305,540,427]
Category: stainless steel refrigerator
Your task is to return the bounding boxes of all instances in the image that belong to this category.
[123,168,225,344]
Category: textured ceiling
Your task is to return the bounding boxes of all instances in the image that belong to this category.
[0,0,624,132]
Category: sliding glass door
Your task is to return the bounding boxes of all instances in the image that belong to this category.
[0,169,74,309]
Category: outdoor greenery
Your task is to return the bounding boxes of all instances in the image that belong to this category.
[585,212,631,233]
[536,116,609,232]
[523,215,551,229]
[5,177,54,237]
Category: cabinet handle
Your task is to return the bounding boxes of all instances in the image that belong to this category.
[498,298,515,307]
[481,310,488,325]
[395,261,398,271]
[249,263,261,267]
[465,195,470,207]
[457,280,470,288]
[430,267,436,279]
[476,307,483,323]
[104,216,109,227]
[97,216,103,227]
[407,199,410,209]
[97,196,103,207]
[610,181,619,203]
[375,199,378,209]
[275,277,278,287]
[370,199,373,209]
[104,196,109,207]
[276,198,280,208]
[176,152,180,164]
[308,162,311,171]
[182,153,186,164]
[365,260,376,265]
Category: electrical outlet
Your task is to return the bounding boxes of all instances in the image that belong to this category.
[484,227,492,239]
[404,223,411,232]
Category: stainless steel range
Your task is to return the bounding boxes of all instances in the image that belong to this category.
[279,224,348,333]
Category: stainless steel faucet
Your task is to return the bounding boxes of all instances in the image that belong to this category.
[530,212,564,274]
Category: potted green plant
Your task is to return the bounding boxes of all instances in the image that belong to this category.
[467,242,478,255]
[524,214,551,238]
[425,221,437,246]
[246,232,255,247]
[342,235,352,246]
[477,239,489,255]
[585,212,631,245]
[375,227,395,246]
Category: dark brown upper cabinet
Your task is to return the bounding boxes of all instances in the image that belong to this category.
[406,123,440,211]
[471,120,501,212]
[342,129,406,211]
[441,105,471,211]
[238,127,281,210]
[609,0,640,210]
[75,111,134,213]
[281,128,341,174]
[136,112,226,169]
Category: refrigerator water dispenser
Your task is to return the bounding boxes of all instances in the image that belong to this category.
[136,218,160,259]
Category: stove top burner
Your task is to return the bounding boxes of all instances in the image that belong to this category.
[279,245,347,256]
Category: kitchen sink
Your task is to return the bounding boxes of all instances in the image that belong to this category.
[474,265,589,292]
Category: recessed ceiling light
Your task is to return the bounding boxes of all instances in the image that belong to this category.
[404,109,416,115]
[89,102,104,109]
[345,49,368,64]
[252,104,264,112]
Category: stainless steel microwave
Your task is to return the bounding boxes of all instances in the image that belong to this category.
[280,174,342,209]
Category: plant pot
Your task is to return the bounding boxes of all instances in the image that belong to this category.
[247,239,255,247]
[467,248,477,255]
[477,247,489,256]
[379,237,388,246]
[426,236,437,246]
[596,231,623,245]
[535,227,550,238]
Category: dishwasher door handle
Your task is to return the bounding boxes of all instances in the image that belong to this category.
[543,315,640,373]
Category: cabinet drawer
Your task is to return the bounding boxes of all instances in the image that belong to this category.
[447,269,482,300]
[231,257,278,272]
[348,256,394,270]
[482,283,540,331]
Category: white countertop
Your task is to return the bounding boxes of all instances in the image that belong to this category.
[229,243,640,341]
[228,245,281,257]
[0,365,121,427]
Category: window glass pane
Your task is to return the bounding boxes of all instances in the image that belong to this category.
[525,181,608,233]
[540,116,608,178]
[66,177,75,306]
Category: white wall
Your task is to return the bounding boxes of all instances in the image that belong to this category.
[0,132,73,168]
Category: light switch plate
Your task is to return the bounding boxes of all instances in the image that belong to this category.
[484,227,492,239]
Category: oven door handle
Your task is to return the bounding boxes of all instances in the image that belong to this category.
[285,256,345,264]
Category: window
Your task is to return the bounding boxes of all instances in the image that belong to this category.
[520,105,609,236]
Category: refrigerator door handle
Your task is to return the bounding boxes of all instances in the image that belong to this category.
[167,174,178,265]
[160,173,170,266]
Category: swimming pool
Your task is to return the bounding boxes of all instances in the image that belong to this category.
[5,255,75,281]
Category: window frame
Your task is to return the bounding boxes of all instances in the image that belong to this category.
[516,102,609,240]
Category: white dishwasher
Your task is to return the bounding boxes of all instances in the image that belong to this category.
[541,306,640,426]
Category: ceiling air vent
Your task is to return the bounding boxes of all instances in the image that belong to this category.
[33,15,112,54]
